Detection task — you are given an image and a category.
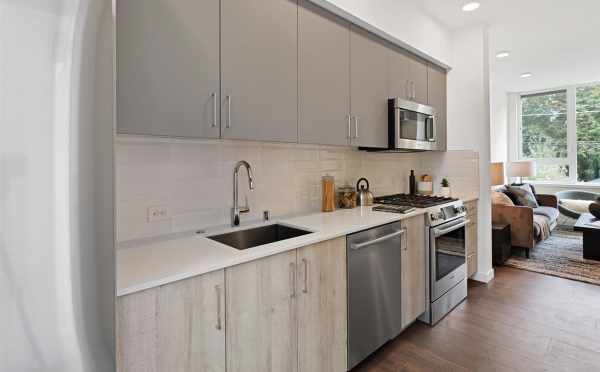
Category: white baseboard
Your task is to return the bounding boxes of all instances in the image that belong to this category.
[470,268,495,283]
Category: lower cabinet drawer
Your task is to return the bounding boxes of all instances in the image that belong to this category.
[467,253,477,277]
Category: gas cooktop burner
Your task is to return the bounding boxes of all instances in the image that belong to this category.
[374,193,458,208]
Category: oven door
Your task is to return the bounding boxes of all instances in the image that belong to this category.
[430,218,468,301]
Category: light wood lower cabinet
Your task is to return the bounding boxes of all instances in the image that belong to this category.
[226,237,347,372]
[401,215,427,329]
[116,270,225,372]
[297,238,347,372]
[465,200,479,278]
[225,250,298,372]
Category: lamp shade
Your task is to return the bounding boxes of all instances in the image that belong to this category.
[490,162,505,186]
[508,161,536,178]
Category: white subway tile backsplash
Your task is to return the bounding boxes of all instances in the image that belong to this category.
[115,136,480,242]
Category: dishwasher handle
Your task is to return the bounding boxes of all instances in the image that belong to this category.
[350,229,406,250]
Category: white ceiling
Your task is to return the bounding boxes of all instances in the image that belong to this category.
[418,0,600,92]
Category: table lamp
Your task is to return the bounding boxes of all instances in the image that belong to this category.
[508,160,536,185]
[490,162,505,187]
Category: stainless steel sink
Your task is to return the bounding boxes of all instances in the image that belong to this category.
[207,224,311,250]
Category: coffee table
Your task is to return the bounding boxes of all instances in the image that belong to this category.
[574,213,600,261]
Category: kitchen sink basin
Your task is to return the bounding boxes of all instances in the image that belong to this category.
[207,224,311,250]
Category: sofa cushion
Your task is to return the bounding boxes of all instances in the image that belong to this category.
[492,191,514,206]
[533,206,559,223]
[506,185,540,208]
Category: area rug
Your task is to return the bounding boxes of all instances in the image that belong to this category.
[504,229,600,286]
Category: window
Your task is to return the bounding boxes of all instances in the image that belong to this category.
[576,85,600,183]
[517,82,600,183]
[519,90,570,181]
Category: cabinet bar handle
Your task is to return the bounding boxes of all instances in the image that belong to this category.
[302,258,308,293]
[347,115,352,139]
[290,262,296,298]
[411,82,416,100]
[354,116,359,139]
[226,95,231,128]
[211,93,217,127]
[215,284,222,330]
[401,228,408,251]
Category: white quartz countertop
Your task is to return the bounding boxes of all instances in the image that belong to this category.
[117,206,427,296]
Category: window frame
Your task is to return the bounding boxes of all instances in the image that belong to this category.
[514,81,600,184]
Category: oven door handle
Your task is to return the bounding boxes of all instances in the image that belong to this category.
[350,229,406,250]
[433,219,470,238]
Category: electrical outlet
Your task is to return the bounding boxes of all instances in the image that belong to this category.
[147,205,170,222]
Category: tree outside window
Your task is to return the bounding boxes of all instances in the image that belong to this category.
[576,85,600,183]
[520,90,569,181]
[518,83,600,183]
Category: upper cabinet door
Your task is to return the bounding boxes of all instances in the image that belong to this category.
[427,64,447,151]
[388,47,411,101]
[298,0,351,146]
[221,0,298,143]
[407,56,428,104]
[117,0,220,138]
[350,26,389,148]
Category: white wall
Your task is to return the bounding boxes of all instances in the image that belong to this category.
[447,25,493,283]
[490,85,508,163]
[322,0,452,66]
[0,0,114,370]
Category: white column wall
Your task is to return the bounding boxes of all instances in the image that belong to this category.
[447,25,494,283]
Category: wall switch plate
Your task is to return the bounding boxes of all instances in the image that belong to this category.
[147,205,170,222]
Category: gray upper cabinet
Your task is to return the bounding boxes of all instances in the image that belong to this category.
[298,0,351,146]
[427,64,447,151]
[388,47,411,101]
[407,56,428,104]
[350,26,389,148]
[221,0,298,143]
[117,0,220,138]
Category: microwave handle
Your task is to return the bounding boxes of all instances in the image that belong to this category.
[427,115,436,142]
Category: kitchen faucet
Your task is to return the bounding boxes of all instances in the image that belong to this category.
[232,160,254,226]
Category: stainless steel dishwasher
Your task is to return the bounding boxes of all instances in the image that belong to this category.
[347,221,406,369]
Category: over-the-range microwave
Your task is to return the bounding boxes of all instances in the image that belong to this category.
[360,98,439,152]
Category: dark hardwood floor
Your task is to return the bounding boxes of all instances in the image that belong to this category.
[353,267,600,372]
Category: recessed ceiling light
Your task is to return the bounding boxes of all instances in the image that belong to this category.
[462,2,480,12]
[520,72,533,78]
[496,51,510,59]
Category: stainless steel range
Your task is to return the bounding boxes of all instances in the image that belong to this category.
[422,200,468,325]
[374,193,468,325]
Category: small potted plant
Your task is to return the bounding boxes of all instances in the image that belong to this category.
[440,178,451,197]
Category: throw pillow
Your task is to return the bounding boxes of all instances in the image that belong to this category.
[491,191,514,206]
[506,185,539,208]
